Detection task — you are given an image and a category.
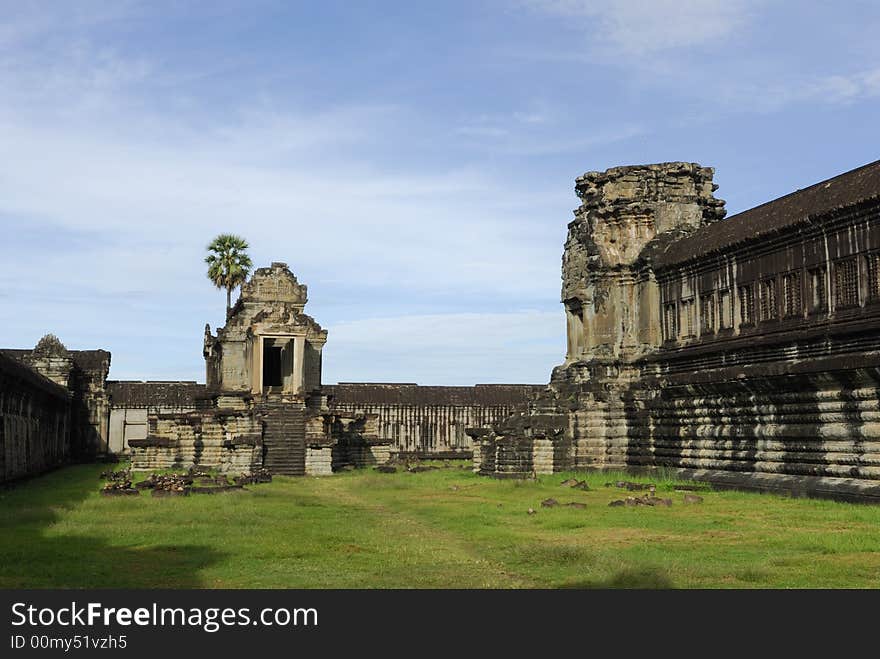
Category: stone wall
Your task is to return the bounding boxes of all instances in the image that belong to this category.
[129,408,263,473]
[474,159,880,501]
[325,384,543,458]
[107,380,205,453]
[66,351,111,457]
[1,338,110,465]
[305,447,333,475]
[0,352,70,482]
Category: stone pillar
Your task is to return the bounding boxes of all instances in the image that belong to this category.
[293,337,306,394]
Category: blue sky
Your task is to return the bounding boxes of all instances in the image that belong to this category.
[1,1,879,385]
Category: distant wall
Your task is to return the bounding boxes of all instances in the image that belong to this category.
[106,381,206,454]
[1,348,111,458]
[0,353,70,482]
[107,380,544,461]
[325,384,544,458]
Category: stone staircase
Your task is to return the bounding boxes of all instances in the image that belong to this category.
[260,401,306,476]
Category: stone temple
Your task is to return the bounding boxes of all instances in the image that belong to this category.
[470,159,880,501]
[4,158,880,501]
[1,262,538,481]
[129,262,393,475]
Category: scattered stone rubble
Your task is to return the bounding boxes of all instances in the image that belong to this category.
[100,467,138,496]
[607,481,656,492]
[560,478,590,491]
[233,468,272,486]
[100,468,131,481]
[608,495,673,507]
[99,466,272,497]
[101,480,139,496]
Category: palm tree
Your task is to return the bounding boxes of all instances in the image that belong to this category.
[205,234,253,315]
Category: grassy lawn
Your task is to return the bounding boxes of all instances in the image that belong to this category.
[2,462,880,588]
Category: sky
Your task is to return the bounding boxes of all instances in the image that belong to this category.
[1,1,879,385]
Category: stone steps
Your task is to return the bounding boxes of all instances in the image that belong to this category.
[261,404,306,476]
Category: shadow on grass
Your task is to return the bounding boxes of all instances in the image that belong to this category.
[558,567,675,589]
[0,464,224,588]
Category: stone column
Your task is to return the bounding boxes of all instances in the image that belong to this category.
[293,336,306,394]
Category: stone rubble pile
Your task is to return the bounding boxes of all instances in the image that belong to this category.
[100,467,139,496]
[560,478,590,490]
[100,468,131,481]
[233,468,273,485]
[606,480,656,492]
[101,480,139,496]
[99,466,274,497]
[608,495,673,507]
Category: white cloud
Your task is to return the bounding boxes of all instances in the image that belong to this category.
[721,65,880,113]
[525,0,759,56]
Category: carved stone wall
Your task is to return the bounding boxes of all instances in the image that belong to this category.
[473,159,880,501]
[0,352,70,482]
[203,262,325,396]
[1,337,111,469]
[107,381,205,453]
[132,263,390,475]
[325,383,543,458]
[130,408,263,473]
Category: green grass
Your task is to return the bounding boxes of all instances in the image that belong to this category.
[2,462,880,588]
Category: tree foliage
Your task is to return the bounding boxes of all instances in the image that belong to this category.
[205,234,253,314]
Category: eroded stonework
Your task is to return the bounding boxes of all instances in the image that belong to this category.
[129,262,389,475]
[472,159,880,501]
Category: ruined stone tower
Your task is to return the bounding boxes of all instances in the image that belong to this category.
[474,158,880,501]
[563,162,725,363]
[471,162,726,475]
[129,262,390,475]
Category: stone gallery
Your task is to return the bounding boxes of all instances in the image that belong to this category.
[471,160,880,501]
[3,159,880,499]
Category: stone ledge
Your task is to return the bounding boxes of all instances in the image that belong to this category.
[128,437,176,448]
[619,466,880,504]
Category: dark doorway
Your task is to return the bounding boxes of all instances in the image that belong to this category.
[263,343,283,387]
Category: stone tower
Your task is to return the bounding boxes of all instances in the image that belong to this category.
[203,262,327,399]
[562,162,725,363]
[470,162,726,476]
[131,262,390,476]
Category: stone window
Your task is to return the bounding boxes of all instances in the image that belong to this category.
[738,284,754,326]
[866,252,880,301]
[663,302,678,341]
[808,266,827,312]
[718,289,732,329]
[680,298,696,337]
[834,258,859,309]
[782,271,802,318]
[759,278,777,321]
[700,292,715,335]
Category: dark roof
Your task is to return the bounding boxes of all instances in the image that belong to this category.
[325,383,544,406]
[107,381,206,408]
[0,348,110,372]
[653,159,880,268]
[0,351,69,399]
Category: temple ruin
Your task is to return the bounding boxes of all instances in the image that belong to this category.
[471,160,880,501]
[127,262,389,475]
[5,159,880,499]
